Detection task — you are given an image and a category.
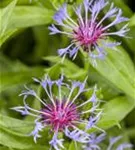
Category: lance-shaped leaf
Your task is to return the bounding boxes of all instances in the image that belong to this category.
[89,45,135,100]
[0,4,54,46]
[98,96,135,129]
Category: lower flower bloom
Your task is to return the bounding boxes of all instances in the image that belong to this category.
[12,75,103,150]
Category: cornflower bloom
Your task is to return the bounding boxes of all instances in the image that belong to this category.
[12,75,103,150]
[84,133,132,150]
[49,0,129,61]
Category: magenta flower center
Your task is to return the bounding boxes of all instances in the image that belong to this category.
[73,22,104,50]
[41,101,79,131]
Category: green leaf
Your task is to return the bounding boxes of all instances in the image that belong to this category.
[0,0,18,45]
[0,114,33,134]
[0,5,54,46]
[88,66,121,100]
[0,115,34,149]
[98,96,135,129]
[0,0,17,36]
[9,6,54,29]
[89,45,135,99]
[0,115,34,132]
[0,115,49,149]
[0,29,19,46]
[0,127,48,149]
[129,14,135,27]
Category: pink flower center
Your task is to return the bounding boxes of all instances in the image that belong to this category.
[73,21,104,51]
[41,101,79,131]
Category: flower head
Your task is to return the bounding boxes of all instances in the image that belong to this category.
[49,0,129,61]
[12,75,103,150]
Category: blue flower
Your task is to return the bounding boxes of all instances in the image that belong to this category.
[12,75,103,150]
[49,0,129,61]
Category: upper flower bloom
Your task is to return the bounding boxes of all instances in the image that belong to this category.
[11,75,103,150]
[49,0,129,61]
[84,133,132,150]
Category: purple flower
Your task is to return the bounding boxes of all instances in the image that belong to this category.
[84,134,132,150]
[49,0,129,61]
[12,75,103,150]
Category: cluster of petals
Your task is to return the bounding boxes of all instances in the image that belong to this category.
[12,75,103,150]
[49,0,129,61]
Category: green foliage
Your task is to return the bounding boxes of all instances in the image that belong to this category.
[0,0,54,46]
[0,115,49,149]
[129,14,135,27]
[99,96,135,129]
[89,44,135,99]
